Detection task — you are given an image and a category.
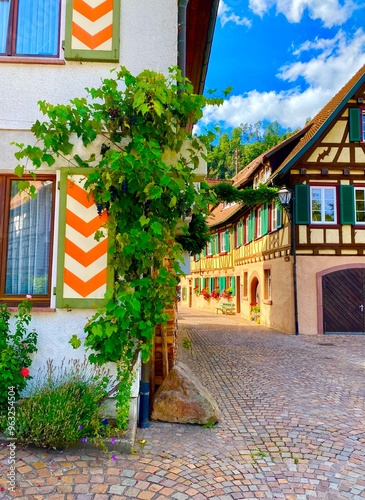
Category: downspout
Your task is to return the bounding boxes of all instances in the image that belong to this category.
[178,0,189,79]
[291,208,299,335]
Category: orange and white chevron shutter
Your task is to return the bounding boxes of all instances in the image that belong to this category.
[57,170,109,308]
[64,0,120,62]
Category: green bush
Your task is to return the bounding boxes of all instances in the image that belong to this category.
[0,299,38,414]
[12,358,112,449]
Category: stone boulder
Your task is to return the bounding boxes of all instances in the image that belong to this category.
[151,362,220,425]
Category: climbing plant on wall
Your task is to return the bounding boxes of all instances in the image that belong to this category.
[13,66,277,428]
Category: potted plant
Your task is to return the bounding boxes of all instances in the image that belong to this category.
[250,302,260,323]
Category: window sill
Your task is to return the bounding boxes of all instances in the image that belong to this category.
[262,299,272,305]
[8,307,56,313]
[0,56,65,65]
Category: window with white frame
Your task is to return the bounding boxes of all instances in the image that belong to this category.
[257,207,262,237]
[271,201,278,230]
[264,269,271,300]
[0,0,61,57]
[310,186,336,224]
[219,231,226,253]
[355,188,365,223]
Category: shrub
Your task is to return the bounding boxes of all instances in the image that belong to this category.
[12,358,113,449]
[0,299,37,414]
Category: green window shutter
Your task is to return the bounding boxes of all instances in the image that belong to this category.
[237,221,242,246]
[209,277,215,292]
[340,185,355,224]
[195,253,200,261]
[202,277,206,288]
[231,276,235,295]
[219,276,225,291]
[64,0,120,62]
[56,168,111,309]
[294,184,310,224]
[248,212,256,241]
[349,108,361,142]
[225,230,230,251]
[277,206,283,228]
[203,246,207,257]
[262,203,269,235]
[215,233,219,254]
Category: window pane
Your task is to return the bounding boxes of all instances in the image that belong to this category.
[5,180,53,295]
[311,189,322,221]
[0,0,10,54]
[16,0,60,55]
[324,189,335,221]
[356,189,365,222]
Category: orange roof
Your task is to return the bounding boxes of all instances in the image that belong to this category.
[207,201,242,228]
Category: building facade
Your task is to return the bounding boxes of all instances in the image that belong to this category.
[181,64,365,335]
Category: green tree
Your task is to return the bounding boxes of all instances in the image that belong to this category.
[207,121,297,179]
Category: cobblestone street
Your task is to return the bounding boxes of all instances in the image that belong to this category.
[1,306,365,499]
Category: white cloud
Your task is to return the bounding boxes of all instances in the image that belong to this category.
[199,29,365,132]
[278,29,365,88]
[218,1,252,28]
[248,0,362,28]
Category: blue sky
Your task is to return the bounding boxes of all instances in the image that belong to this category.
[198,0,365,134]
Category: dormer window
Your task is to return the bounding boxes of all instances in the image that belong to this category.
[253,166,271,189]
[222,201,236,210]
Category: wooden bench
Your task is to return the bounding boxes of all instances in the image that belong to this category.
[216,302,236,315]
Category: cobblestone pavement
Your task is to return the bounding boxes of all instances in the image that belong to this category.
[1,306,365,499]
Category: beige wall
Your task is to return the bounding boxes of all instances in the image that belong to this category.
[296,255,365,335]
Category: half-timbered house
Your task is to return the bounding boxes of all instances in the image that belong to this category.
[181,63,365,335]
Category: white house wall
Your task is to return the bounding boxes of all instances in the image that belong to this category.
[0,0,177,134]
[0,0,177,375]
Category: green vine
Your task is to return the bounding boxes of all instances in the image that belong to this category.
[13,66,221,428]
[12,66,277,428]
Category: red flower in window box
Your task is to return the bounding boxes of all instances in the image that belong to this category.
[210,288,220,300]
[200,287,211,301]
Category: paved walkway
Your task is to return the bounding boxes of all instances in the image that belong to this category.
[1,306,365,499]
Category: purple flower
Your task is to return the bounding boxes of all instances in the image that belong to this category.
[102,419,109,425]
[78,425,83,430]
[110,438,115,445]
[81,438,87,443]
[112,455,117,461]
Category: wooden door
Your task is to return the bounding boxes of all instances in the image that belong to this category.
[323,269,365,333]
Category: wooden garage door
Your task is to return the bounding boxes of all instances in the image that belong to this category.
[323,268,365,334]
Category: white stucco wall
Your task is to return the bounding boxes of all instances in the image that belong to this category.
[0,0,177,132]
[1,0,177,386]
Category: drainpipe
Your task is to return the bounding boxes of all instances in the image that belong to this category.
[139,360,150,428]
[178,0,189,79]
[291,211,299,335]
